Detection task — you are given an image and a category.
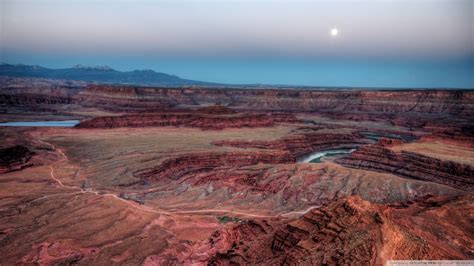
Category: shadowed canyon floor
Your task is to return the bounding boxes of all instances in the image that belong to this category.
[0,82,473,264]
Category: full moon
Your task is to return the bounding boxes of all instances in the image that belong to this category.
[330,28,339,37]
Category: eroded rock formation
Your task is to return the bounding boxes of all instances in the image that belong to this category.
[134,150,295,183]
[196,105,237,114]
[0,145,35,173]
[3,80,473,120]
[213,131,366,157]
[1,79,473,264]
[337,144,474,191]
[75,86,474,116]
[201,195,474,265]
[75,112,298,130]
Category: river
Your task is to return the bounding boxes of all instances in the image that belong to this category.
[298,148,356,163]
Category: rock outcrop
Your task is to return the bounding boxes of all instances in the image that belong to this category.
[213,132,366,157]
[202,195,474,265]
[377,137,405,147]
[0,145,35,173]
[424,123,474,145]
[337,144,474,191]
[134,150,295,183]
[4,80,473,118]
[196,105,237,114]
[75,112,298,130]
[74,86,474,116]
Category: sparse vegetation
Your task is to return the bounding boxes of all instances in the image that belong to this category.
[217,216,242,224]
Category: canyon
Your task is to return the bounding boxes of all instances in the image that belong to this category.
[0,78,472,265]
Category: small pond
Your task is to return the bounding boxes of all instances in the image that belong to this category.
[0,120,80,127]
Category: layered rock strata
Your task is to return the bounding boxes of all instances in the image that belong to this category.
[201,195,473,265]
[337,144,474,191]
[213,132,366,157]
[134,150,295,183]
[75,113,298,130]
[75,86,474,116]
[3,81,473,118]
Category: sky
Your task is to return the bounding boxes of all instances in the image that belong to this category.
[1,0,473,88]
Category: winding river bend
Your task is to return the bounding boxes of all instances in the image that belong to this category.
[0,120,80,127]
[299,148,356,163]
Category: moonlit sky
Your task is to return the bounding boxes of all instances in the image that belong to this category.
[1,0,473,87]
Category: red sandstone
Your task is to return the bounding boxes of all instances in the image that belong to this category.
[197,195,473,265]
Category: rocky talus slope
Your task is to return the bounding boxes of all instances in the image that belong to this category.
[197,195,473,265]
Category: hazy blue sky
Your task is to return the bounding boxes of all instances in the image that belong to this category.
[1,0,473,87]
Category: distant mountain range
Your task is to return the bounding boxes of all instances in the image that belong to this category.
[0,63,217,86]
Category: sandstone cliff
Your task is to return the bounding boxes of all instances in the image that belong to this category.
[4,82,472,117]
[74,86,474,116]
[75,113,298,129]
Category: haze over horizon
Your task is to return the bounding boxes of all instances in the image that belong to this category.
[1,0,473,88]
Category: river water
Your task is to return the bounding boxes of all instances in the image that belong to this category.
[299,148,356,163]
[0,120,80,127]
